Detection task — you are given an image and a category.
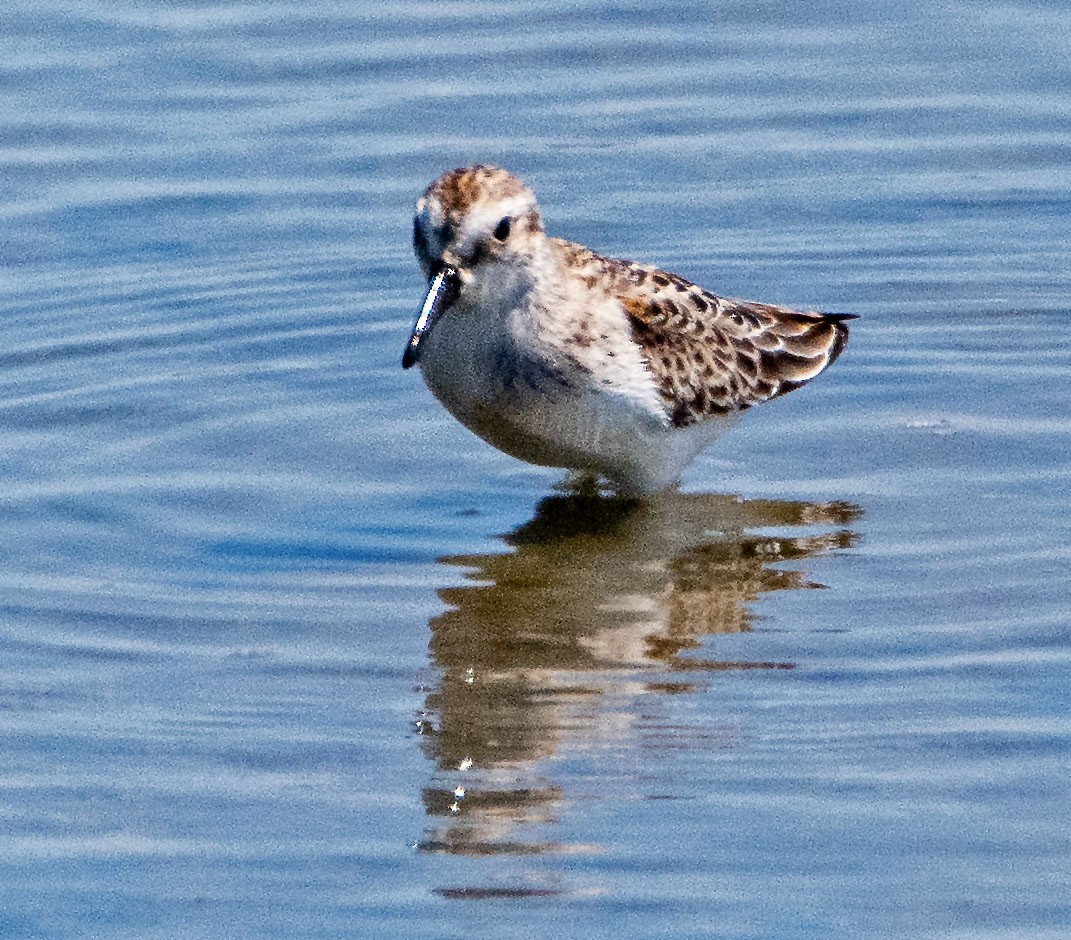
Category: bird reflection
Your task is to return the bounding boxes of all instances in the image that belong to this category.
[415,488,860,883]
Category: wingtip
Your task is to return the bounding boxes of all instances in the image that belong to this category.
[826,315,853,366]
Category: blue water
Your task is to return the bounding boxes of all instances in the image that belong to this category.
[2,2,1070,938]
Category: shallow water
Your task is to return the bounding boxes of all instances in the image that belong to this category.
[2,1,1070,938]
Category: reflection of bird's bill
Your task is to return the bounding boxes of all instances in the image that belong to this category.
[402,265,460,369]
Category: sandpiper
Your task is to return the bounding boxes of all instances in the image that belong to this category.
[403,165,854,494]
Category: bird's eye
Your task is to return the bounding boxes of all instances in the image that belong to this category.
[492,217,512,241]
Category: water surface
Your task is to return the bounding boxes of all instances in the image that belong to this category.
[1,1,1069,938]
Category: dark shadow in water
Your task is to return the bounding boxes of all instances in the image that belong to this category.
[416,489,861,893]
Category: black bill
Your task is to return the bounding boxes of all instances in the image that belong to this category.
[402,265,460,369]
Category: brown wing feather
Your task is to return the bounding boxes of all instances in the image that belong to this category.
[572,249,854,428]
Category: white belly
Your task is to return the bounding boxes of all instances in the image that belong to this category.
[417,307,735,493]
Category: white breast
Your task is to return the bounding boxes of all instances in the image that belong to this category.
[416,288,736,494]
